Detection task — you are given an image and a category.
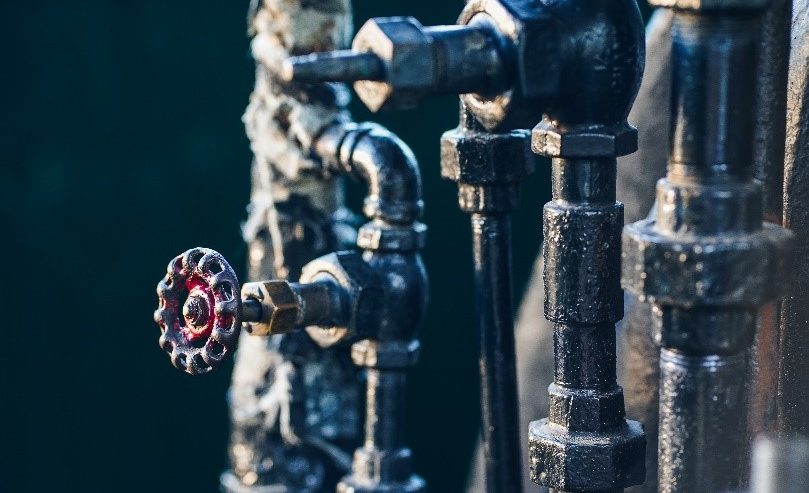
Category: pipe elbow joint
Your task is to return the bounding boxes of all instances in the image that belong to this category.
[543,0,646,128]
[315,121,424,226]
[351,125,424,225]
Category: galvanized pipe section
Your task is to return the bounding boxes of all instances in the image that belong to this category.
[622,2,795,492]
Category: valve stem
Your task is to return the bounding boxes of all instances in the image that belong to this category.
[282,51,386,83]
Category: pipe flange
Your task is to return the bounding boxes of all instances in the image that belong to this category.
[154,248,241,375]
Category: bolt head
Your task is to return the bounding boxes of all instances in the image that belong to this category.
[182,295,210,327]
[241,281,300,336]
[352,17,435,111]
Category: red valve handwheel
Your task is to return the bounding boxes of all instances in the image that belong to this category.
[154,248,241,375]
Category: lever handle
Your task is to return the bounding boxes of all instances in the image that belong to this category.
[154,248,241,375]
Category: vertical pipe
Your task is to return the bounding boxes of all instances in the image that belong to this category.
[471,211,523,493]
[623,3,794,492]
[659,14,759,491]
[779,0,809,436]
[750,0,792,438]
[531,157,645,493]
[442,103,531,493]
[364,369,406,452]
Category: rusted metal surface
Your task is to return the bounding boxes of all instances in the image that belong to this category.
[155,248,241,375]
[221,1,360,490]
[146,1,809,490]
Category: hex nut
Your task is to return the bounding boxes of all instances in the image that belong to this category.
[532,119,639,158]
[440,127,533,184]
[622,220,794,307]
[352,17,436,112]
[241,280,300,336]
[529,419,646,490]
[356,221,427,252]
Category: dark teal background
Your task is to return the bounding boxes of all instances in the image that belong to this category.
[1,2,650,492]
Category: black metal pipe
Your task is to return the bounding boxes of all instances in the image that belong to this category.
[779,0,809,436]
[527,2,647,491]
[662,13,759,492]
[532,156,645,492]
[471,210,523,493]
[364,368,407,452]
[440,102,532,493]
[440,103,531,493]
[622,2,795,492]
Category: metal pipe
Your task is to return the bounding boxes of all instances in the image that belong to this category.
[779,0,809,436]
[311,109,429,493]
[528,2,647,491]
[622,2,795,491]
[222,1,360,491]
[442,104,532,493]
[472,212,522,493]
[314,121,423,226]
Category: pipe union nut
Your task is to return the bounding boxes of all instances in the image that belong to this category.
[529,418,646,490]
[622,220,794,307]
[241,280,300,336]
[532,120,639,158]
[440,127,533,184]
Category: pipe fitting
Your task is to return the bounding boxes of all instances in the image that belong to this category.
[315,121,423,228]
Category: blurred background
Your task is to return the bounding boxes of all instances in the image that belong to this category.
[1,1,649,492]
